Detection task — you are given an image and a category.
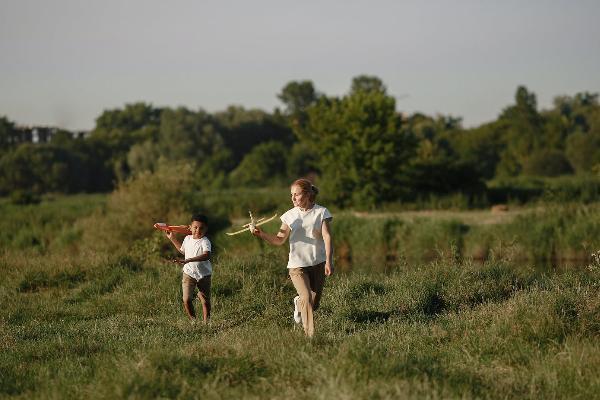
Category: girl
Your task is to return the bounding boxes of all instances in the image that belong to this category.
[252,178,333,337]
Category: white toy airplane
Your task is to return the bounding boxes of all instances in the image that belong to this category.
[225,211,278,236]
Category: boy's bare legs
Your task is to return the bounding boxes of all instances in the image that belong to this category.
[182,274,198,321]
[197,276,212,323]
[182,274,211,323]
[200,301,210,322]
[183,300,196,320]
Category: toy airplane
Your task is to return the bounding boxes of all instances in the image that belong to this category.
[153,222,192,235]
[226,211,278,236]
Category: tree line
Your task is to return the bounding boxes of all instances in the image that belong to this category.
[1,75,599,207]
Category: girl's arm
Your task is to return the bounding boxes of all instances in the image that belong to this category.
[322,218,334,276]
[252,223,290,246]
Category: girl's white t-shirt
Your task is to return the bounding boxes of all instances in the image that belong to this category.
[280,204,332,268]
[180,235,212,280]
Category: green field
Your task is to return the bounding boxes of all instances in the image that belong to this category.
[1,194,600,399]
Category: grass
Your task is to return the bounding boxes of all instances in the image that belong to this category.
[2,250,600,399]
[0,193,106,253]
[2,189,600,398]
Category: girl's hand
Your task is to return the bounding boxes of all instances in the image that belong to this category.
[166,231,173,240]
[325,262,333,276]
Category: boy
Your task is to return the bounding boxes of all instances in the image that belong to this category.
[165,214,212,323]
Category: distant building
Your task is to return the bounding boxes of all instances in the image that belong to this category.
[31,127,57,143]
[72,130,90,140]
[15,126,90,144]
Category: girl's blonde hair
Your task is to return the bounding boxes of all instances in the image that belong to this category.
[292,178,319,202]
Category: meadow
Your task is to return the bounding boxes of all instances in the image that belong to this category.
[1,189,600,399]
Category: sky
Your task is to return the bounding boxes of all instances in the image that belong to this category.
[1,0,599,131]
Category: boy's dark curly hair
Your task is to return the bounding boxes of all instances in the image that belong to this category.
[191,214,208,226]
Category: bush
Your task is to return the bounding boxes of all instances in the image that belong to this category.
[522,149,573,177]
[81,162,196,252]
[9,190,40,205]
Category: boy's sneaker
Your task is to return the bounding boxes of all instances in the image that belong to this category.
[293,296,302,324]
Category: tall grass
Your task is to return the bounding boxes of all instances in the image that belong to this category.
[2,251,599,399]
[2,184,600,398]
[0,193,106,254]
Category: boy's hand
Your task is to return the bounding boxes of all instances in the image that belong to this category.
[251,226,262,237]
[171,258,185,265]
[166,231,173,240]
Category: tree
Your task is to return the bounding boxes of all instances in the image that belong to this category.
[50,129,76,146]
[452,121,504,180]
[229,141,288,187]
[497,86,544,176]
[522,149,573,177]
[214,106,293,164]
[287,142,320,178]
[297,88,414,207]
[277,81,318,115]
[566,131,600,173]
[94,102,161,133]
[350,75,387,95]
[194,148,235,189]
[158,107,224,162]
[126,140,162,177]
[0,143,90,195]
[401,114,484,197]
[0,116,19,155]
[90,102,162,184]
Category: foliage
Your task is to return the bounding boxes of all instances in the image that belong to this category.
[297,89,413,207]
[487,175,600,205]
[214,106,294,164]
[0,116,20,154]
[81,162,197,252]
[277,80,319,116]
[522,149,573,177]
[229,141,288,187]
[1,81,600,206]
[0,143,90,195]
[350,74,387,95]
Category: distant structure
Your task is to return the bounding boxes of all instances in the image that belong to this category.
[15,126,90,144]
[31,127,56,143]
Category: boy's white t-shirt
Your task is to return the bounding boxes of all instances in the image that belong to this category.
[280,204,332,268]
[180,235,212,280]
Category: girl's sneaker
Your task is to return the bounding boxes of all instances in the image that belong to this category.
[293,296,302,324]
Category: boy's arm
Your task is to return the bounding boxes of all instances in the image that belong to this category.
[166,232,185,254]
[179,251,210,264]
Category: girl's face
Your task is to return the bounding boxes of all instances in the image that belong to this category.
[291,185,310,209]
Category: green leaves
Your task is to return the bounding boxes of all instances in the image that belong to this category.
[297,89,411,207]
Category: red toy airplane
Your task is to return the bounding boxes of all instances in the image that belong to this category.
[153,222,192,235]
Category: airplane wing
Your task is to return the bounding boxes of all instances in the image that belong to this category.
[255,213,278,226]
[242,216,266,228]
[225,226,251,236]
[226,213,278,236]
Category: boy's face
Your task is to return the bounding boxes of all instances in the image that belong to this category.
[190,221,206,238]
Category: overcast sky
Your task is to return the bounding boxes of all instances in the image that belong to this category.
[1,0,599,131]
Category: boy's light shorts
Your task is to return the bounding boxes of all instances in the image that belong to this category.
[182,273,211,305]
